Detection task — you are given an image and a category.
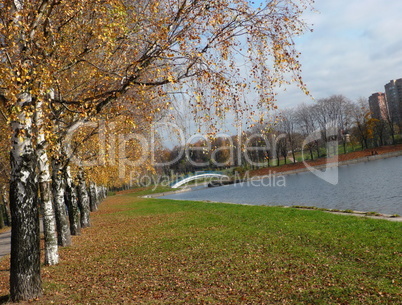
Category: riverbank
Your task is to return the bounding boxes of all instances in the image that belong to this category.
[250,143,402,177]
[146,145,402,220]
[0,190,401,304]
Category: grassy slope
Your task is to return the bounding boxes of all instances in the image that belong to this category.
[1,188,402,304]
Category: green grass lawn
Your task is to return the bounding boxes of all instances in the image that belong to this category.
[4,188,401,304]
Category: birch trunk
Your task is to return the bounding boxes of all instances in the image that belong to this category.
[51,159,72,246]
[77,170,91,228]
[0,204,4,229]
[10,92,42,301]
[36,101,59,265]
[64,166,81,235]
[89,182,98,212]
[1,186,11,227]
[101,186,107,200]
[98,185,106,202]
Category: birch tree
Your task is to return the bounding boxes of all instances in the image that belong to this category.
[64,166,81,236]
[0,0,312,301]
[2,1,42,301]
[36,100,59,265]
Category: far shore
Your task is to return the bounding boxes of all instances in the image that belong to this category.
[249,143,402,178]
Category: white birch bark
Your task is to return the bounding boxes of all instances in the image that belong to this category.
[64,166,81,235]
[10,92,42,301]
[77,170,91,228]
[89,182,98,212]
[36,100,59,265]
[51,158,72,246]
[8,0,53,300]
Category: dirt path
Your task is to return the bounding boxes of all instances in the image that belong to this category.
[0,219,43,259]
[0,229,11,258]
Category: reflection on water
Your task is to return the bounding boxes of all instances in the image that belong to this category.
[161,156,402,215]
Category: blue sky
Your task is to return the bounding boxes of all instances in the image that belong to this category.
[274,0,402,108]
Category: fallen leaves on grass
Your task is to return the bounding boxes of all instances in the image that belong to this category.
[1,191,402,304]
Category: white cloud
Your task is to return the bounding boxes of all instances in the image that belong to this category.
[275,0,402,108]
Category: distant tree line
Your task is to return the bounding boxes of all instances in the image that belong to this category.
[157,95,400,175]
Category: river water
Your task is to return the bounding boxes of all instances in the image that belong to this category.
[160,156,402,215]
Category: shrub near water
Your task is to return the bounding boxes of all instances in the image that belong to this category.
[2,188,401,304]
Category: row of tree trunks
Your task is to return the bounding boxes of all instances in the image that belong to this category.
[5,89,105,301]
[7,95,105,300]
[6,151,107,263]
[50,165,107,246]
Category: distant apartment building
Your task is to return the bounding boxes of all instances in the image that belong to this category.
[384,78,402,125]
[369,92,388,121]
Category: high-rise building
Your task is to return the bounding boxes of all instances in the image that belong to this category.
[368,92,388,121]
[384,78,402,125]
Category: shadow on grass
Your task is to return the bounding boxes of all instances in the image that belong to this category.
[0,295,9,304]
